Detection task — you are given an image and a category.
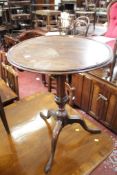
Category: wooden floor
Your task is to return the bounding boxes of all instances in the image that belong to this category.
[0,92,113,175]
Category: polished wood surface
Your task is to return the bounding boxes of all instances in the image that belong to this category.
[7,36,113,74]
[0,78,17,106]
[1,63,19,100]
[0,92,113,175]
[7,36,113,172]
[72,73,117,133]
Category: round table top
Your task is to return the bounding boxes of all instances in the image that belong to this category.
[7,36,113,74]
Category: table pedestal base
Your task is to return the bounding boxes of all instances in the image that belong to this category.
[40,108,101,173]
[40,74,101,173]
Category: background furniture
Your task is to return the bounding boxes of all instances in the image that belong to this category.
[32,9,61,30]
[90,0,117,81]
[72,15,90,36]
[71,72,117,134]
[94,0,107,23]
[75,10,96,29]
[3,28,46,50]
[8,0,32,30]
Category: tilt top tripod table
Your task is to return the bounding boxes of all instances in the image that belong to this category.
[7,36,113,173]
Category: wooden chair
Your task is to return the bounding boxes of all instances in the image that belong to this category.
[17,29,47,41]
[72,16,90,37]
[4,28,47,51]
[0,51,8,75]
[0,51,8,64]
[1,62,19,100]
[4,34,19,51]
[0,60,19,106]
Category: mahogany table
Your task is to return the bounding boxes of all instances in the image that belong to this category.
[7,36,113,173]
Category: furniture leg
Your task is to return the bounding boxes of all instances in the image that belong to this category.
[40,74,101,173]
[40,109,56,120]
[66,115,101,134]
[0,108,10,134]
[45,120,63,173]
[41,74,46,86]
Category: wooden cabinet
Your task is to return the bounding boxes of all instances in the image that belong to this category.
[72,73,83,107]
[71,73,117,133]
[103,84,117,132]
[81,74,92,112]
[88,76,106,120]
[72,73,92,112]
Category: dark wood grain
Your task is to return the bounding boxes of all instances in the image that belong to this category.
[0,78,18,106]
[7,36,113,173]
[0,92,113,175]
[7,36,113,74]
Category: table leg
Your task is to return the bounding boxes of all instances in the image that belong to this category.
[47,15,51,31]
[40,74,101,173]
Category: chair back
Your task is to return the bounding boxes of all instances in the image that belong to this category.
[0,51,6,63]
[73,16,90,36]
[4,35,18,51]
[17,29,46,41]
[0,51,8,77]
[1,63,19,99]
[105,0,117,38]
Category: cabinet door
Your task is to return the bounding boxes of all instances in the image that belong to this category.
[72,73,92,111]
[88,78,105,120]
[111,106,117,133]
[71,73,84,107]
[103,85,117,133]
[81,75,92,112]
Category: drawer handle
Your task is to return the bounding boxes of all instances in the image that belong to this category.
[97,93,108,101]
